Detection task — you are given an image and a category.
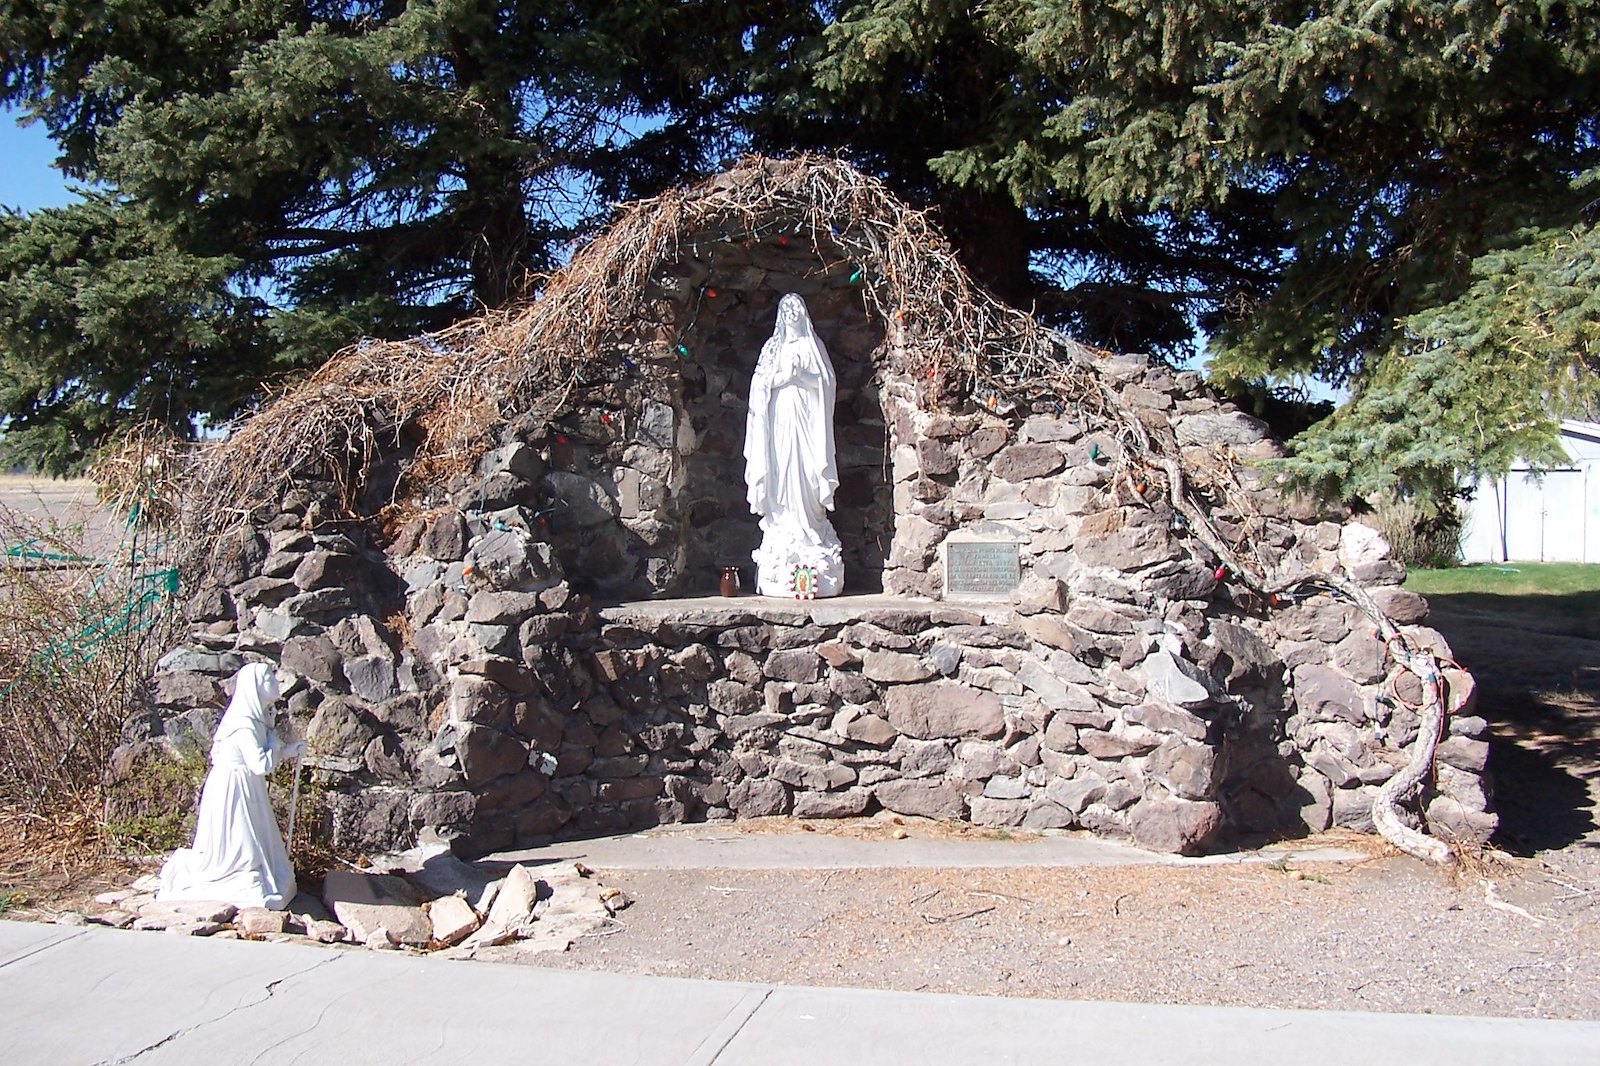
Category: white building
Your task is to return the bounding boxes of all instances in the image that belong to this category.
[1460,420,1600,563]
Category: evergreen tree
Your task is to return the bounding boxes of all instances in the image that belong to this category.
[744,1,1284,358]
[3,0,1595,502]
[0,0,792,470]
[931,0,1597,499]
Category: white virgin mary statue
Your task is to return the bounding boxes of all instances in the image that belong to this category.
[157,662,304,910]
[744,293,844,598]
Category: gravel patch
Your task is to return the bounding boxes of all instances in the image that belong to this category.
[529,835,1600,1020]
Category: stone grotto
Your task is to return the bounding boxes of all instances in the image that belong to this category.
[131,156,1495,859]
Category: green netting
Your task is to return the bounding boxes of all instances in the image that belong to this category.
[1,502,179,701]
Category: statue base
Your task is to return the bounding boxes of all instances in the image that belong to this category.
[753,525,843,598]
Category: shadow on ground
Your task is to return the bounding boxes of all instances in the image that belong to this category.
[1423,591,1600,855]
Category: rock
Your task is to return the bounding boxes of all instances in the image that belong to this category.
[1040,715,1079,753]
[861,650,935,683]
[150,671,219,710]
[729,777,790,816]
[1338,522,1391,572]
[1022,800,1074,829]
[1146,739,1216,800]
[914,438,958,476]
[840,712,898,747]
[1425,796,1496,845]
[344,654,399,703]
[1128,798,1222,855]
[1078,728,1160,758]
[292,550,365,591]
[280,635,342,685]
[894,737,955,777]
[1067,600,1139,635]
[1123,702,1209,741]
[992,443,1065,482]
[1174,412,1269,447]
[874,778,965,819]
[1292,665,1367,724]
[305,918,349,943]
[321,871,432,946]
[1333,629,1387,685]
[465,590,546,625]
[92,909,136,930]
[969,797,1029,826]
[236,908,287,936]
[1369,586,1429,625]
[927,642,962,675]
[773,758,856,791]
[156,647,245,676]
[817,641,860,668]
[230,576,298,608]
[1436,736,1489,773]
[1074,525,1180,571]
[468,533,556,593]
[889,514,945,568]
[983,775,1030,800]
[1273,603,1359,643]
[544,472,619,528]
[167,920,227,937]
[458,656,536,694]
[1023,415,1084,443]
[447,676,513,729]
[1296,770,1333,832]
[1044,775,1106,814]
[764,648,821,683]
[1138,651,1213,709]
[708,679,763,717]
[422,511,470,560]
[884,682,1004,740]
[135,900,238,929]
[427,894,481,947]
[365,928,399,950]
[1011,575,1067,615]
[793,788,872,818]
[307,698,380,759]
[394,845,500,912]
[1014,661,1089,715]
[1331,785,1377,831]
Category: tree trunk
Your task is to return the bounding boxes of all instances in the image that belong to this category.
[937,186,1033,310]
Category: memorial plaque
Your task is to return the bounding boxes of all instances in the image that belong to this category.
[945,540,1021,596]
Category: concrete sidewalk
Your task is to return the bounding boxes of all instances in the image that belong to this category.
[4,920,1594,1065]
[492,822,1364,871]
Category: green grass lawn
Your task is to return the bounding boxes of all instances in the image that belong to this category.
[1405,562,1600,597]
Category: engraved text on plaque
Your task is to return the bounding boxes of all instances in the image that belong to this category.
[945,541,1021,596]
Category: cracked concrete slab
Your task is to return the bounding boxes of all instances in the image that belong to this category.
[118,943,770,1065]
[0,921,84,969]
[711,984,1600,1065]
[0,924,336,1064]
[2,920,1596,1065]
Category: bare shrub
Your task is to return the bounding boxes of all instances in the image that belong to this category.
[1370,496,1464,570]
[0,497,183,821]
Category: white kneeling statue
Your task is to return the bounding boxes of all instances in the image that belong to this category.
[157,662,304,910]
[744,293,844,598]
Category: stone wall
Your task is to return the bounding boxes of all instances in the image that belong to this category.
[134,242,1496,858]
[467,241,889,601]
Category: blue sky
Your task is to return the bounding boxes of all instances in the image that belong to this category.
[1,107,77,212]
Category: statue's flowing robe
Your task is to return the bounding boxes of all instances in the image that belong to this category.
[744,295,842,595]
[158,663,298,910]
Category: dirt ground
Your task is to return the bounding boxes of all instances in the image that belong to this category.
[4,575,1597,1022]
